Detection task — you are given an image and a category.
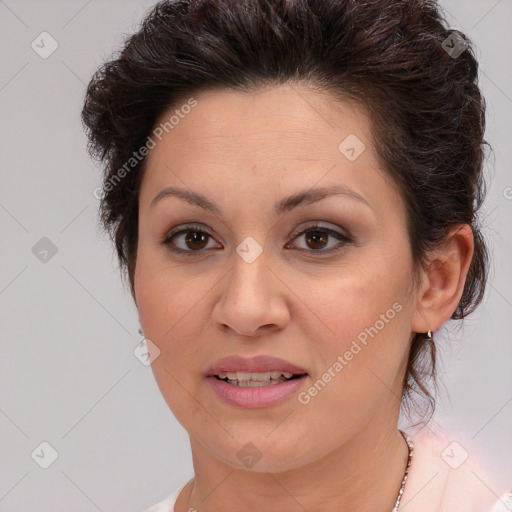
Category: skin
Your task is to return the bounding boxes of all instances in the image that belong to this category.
[133,84,474,512]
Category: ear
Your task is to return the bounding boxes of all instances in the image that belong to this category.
[411,224,475,334]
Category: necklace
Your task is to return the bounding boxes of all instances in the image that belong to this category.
[391,430,414,512]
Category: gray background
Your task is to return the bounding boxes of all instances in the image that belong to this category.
[0,0,511,510]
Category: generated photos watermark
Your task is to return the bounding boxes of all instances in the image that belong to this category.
[93,97,198,200]
[298,301,403,405]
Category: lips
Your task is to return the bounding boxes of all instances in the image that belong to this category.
[205,354,308,377]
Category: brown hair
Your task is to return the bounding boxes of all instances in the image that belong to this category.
[81,0,490,421]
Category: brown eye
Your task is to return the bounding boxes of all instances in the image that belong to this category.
[162,222,352,257]
[289,224,352,254]
[162,225,221,256]
[304,229,329,250]
[183,230,209,250]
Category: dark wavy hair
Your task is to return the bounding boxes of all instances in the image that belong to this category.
[81,0,490,422]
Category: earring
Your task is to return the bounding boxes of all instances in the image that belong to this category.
[427,329,433,340]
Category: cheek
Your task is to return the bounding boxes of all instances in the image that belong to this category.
[134,249,222,395]
[135,247,194,356]
[134,253,209,421]
[137,275,205,352]
[308,257,412,390]
[314,261,408,339]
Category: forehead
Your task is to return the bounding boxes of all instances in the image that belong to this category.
[150,84,372,161]
[140,84,401,219]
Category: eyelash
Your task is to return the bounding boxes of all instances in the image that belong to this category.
[161,222,353,257]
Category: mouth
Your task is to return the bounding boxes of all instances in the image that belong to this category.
[213,371,307,387]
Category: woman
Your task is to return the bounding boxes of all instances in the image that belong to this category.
[81,0,511,510]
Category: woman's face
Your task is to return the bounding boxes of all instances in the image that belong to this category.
[134,84,420,472]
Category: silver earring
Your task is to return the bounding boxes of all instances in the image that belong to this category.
[427,329,433,340]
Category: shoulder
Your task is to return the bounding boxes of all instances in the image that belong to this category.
[142,491,176,512]
[399,426,511,512]
[490,492,512,512]
[143,479,192,512]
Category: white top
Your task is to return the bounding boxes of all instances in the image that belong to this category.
[143,478,192,512]
[143,431,511,512]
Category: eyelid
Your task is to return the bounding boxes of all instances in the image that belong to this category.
[161,223,217,246]
[286,222,352,252]
[290,221,351,240]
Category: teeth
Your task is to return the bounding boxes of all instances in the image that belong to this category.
[217,371,296,381]
[237,380,274,387]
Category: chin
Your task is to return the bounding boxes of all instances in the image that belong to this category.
[208,435,311,474]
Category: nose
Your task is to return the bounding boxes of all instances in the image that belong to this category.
[211,247,290,337]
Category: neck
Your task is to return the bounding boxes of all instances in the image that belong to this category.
[177,421,410,512]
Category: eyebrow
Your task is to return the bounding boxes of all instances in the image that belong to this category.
[149,184,371,215]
